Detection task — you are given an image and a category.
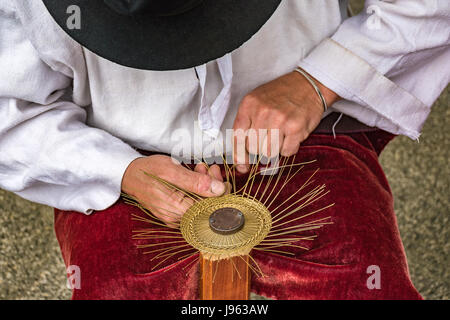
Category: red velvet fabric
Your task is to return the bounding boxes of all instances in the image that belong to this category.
[54,131,422,300]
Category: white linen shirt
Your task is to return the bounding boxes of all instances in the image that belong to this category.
[0,0,449,214]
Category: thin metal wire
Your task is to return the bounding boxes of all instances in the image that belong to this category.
[126,156,333,277]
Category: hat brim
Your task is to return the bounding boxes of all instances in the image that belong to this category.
[42,0,281,70]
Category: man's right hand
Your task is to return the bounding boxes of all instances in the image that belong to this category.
[121,155,227,226]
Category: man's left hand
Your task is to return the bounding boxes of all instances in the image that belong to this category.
[232,69,340,173]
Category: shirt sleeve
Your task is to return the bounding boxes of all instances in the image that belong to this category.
[298,0,450,139]
[0,4,142,214]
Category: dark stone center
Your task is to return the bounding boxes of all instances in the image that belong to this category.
[209,207,245,235]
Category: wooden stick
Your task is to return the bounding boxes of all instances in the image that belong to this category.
[199,254,251,300]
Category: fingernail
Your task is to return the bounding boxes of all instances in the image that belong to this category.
[236,164,248,173]
[211,180,225,195]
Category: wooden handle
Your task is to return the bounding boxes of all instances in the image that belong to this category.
[199,254,251,300]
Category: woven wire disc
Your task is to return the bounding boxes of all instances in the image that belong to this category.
[180,194,272,261]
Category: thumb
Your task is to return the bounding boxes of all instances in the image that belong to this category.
[164,163,226,198]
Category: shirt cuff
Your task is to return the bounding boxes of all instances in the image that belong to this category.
[297,38,430,139]
[80,146,143,215]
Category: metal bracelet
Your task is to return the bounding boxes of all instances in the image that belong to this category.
[294,67,328,112]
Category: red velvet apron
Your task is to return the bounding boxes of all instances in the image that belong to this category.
[54,130,422,300]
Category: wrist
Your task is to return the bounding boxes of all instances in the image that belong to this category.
[294,67,341,107]
[316,80,340,106]
[121,156,147,194]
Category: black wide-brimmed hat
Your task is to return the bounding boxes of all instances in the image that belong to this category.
[42,0,282,70]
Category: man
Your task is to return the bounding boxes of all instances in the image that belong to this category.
[0,0,448,299]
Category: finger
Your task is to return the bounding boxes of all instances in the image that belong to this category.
[233,130,251,173]
[207,165,232,194]
[208,164,223,182]
[281,134,301,157]
[141,184,187,225]
[194,163,208,175]
[233,105,252,174]
[232,102,252,132]
[261,128,284,158]
[180,163,229,196]
[195,163,224,182]
[166,189,195,213]
[161,163,226,197]
[153,181,193,211]
[246,126,266,157]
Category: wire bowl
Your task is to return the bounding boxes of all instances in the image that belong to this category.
[180,194,272,261]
